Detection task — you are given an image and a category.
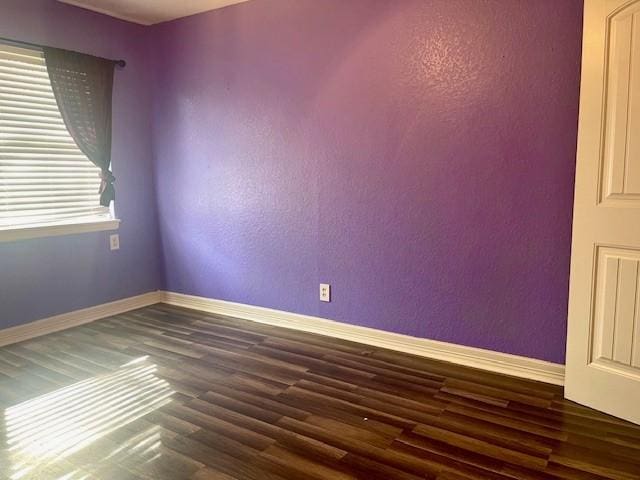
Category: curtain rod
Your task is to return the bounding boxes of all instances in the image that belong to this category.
[0,36,126,68]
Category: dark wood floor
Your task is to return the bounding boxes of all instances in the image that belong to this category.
[0,304,639,480]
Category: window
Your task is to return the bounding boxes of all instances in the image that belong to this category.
[0,43,118,241]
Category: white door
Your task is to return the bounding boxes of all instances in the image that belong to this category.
[566,0,640,424]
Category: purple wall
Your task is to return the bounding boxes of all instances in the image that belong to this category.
[0,0,162,329]
[0,0,583,364]
[151,0,583,364]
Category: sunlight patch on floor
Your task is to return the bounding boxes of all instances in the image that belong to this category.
[3,356,173,480]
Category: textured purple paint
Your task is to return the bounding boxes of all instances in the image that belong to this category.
[0,0,583,364]
[0,0,162,328]
[151,0,583,364]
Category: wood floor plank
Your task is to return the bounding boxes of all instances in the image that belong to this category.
[0,303,639,480]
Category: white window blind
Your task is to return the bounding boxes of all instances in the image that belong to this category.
[0,43,110,229]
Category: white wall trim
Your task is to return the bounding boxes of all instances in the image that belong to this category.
[0,218,120,243]
[161,291,565,386]
[0,289,565,386]
[0,291,162,347]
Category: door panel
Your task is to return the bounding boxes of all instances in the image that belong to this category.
[591,247,640,366]
[566,0,640,424]
[601,1,640,203]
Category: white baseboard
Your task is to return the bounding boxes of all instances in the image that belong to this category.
[0,289,565,386]
[161,291,565,386]
[0,291,163,347]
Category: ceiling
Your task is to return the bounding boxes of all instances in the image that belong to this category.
[58,0,252,25]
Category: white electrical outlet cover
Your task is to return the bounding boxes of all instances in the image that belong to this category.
[320,283,331,302]
[110,234,120,250]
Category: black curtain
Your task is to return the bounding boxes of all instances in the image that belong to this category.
[43,47,116,207]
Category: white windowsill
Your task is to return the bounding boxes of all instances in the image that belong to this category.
[0,218,120,243]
